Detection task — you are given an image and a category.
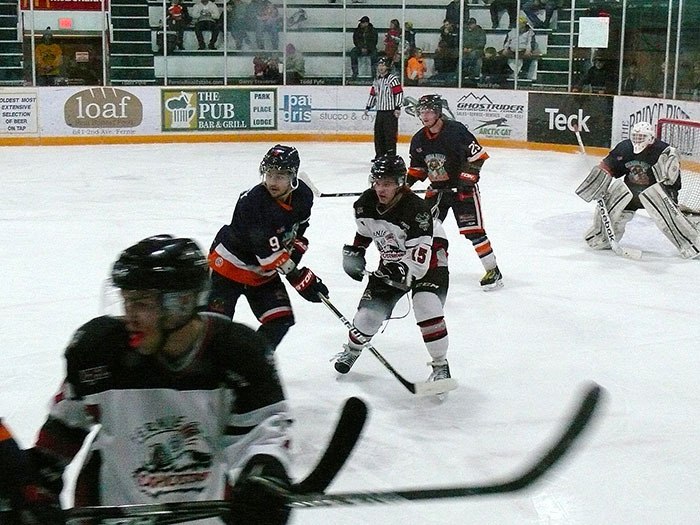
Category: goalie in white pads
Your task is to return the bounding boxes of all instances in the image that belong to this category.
[576,121,700,259]
[336,154,453,386]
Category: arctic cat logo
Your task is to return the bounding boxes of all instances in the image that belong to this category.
[544,108,590,132]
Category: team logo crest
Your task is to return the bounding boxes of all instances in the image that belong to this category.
[131,417,213,497]
[415,212,431,231]
[424,153,449,182]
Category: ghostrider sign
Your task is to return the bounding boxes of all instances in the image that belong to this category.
[20,0,105,11]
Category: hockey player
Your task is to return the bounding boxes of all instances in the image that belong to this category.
[576,121,700,259]
[207,144,329,355]
[408,93,503,290]
[26,235,293,524]
[335,154,453,386]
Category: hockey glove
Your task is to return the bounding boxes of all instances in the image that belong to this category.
[373,261,410,287]
[342,244,366,281]
[459,170,480,187]
[229,454,291,525]
[290,236,309,265]
[287,267,329,302]
[15,484,65,525]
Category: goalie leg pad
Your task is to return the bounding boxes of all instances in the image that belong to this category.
[584,179,633,249]
[576,165,612,203]
[640,183,700,259]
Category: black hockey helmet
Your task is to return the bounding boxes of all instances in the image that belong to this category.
[377,55,393,68]
[260,144,300,189]
[416,94,443,117]
[111,235,208,292]
[369,154,407,186]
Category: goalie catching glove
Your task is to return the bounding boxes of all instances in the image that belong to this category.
[228,454,291,525]
[286,267,328,302]
[342,244,366,281]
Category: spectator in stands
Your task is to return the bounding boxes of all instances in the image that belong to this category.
[167,0,190,51]
[488,0,517,29]
[405,47,427,86]
[263,56,283,83]
[285,43,305,84]
[501,16,540,79]
[621,62,646,96]
[574,53,616,94]
[192,0,221,50]
[523,0,560,29]
[255,0,281,50]
[462,17,486,80]
[403,21,416,56]
[481,46,511,86]
[350,16,379,80]
[384,18,402,70]
[434,18,459,81]
[226,0,252,50]
[35,29,63,86]
[445,0,469,29]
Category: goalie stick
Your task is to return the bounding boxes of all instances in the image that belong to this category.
[318,293,457,396]
[573,126,643,260]
[65,384,603,522]
[65,397,368,524]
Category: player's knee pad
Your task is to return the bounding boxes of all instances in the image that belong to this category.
[352,307,386,337]
[412,291,446,324]
[640,183,700,259]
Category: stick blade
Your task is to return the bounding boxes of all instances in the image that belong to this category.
[412,378,458,396]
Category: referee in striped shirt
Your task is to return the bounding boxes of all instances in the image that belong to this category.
[364,55,404,159]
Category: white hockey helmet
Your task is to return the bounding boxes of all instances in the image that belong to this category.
[630,121,655,154]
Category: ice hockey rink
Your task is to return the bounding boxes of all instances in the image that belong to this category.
[1,139,699,524]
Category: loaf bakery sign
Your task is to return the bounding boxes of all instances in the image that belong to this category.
[64,87,143,129]
[20,0,105,11]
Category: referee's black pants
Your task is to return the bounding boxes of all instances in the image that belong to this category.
[374,110,398,158]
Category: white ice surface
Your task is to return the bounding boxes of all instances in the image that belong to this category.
[1,141,699,524]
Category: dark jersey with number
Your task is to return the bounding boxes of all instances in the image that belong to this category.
[353,188,448,279]
[34,313,289,508]
[408,119,488,190]
[602,138,681,197]
[209,181,314,286]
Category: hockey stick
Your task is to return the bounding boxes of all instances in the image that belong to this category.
[66,397,368,524]
[574,126,643,260]
[65,384,603,521]
[320,189,428,198]
[318,293,457,396]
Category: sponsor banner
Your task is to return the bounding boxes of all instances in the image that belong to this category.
[528,92,613,148]
[612,96,700,144]
[162,88,275,132]
[277,86,373,132]
[0,92,39,134]
[38,86,159,136]
[20,0,105,10]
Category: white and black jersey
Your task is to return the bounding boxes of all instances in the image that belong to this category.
[35,313,289,514]
[352,188,448,281]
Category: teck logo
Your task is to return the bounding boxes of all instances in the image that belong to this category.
[64,88,143,128]
[544,107,590,132]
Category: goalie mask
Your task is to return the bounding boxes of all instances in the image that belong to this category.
[369,154,407,186]
[631,122,655,154]
[260,144,300,190]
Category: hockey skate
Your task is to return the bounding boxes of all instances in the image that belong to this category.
[334,345,362,374]
[427,360,454,399]
[480,266,503,291]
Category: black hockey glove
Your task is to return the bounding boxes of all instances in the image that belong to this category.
[458,170,480,188]
[14,484,65,525]
[373,261,410,287]
[229,454,291,525]
[290,236,308,265]
[287,267,329,302]
[342,244,366,281]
